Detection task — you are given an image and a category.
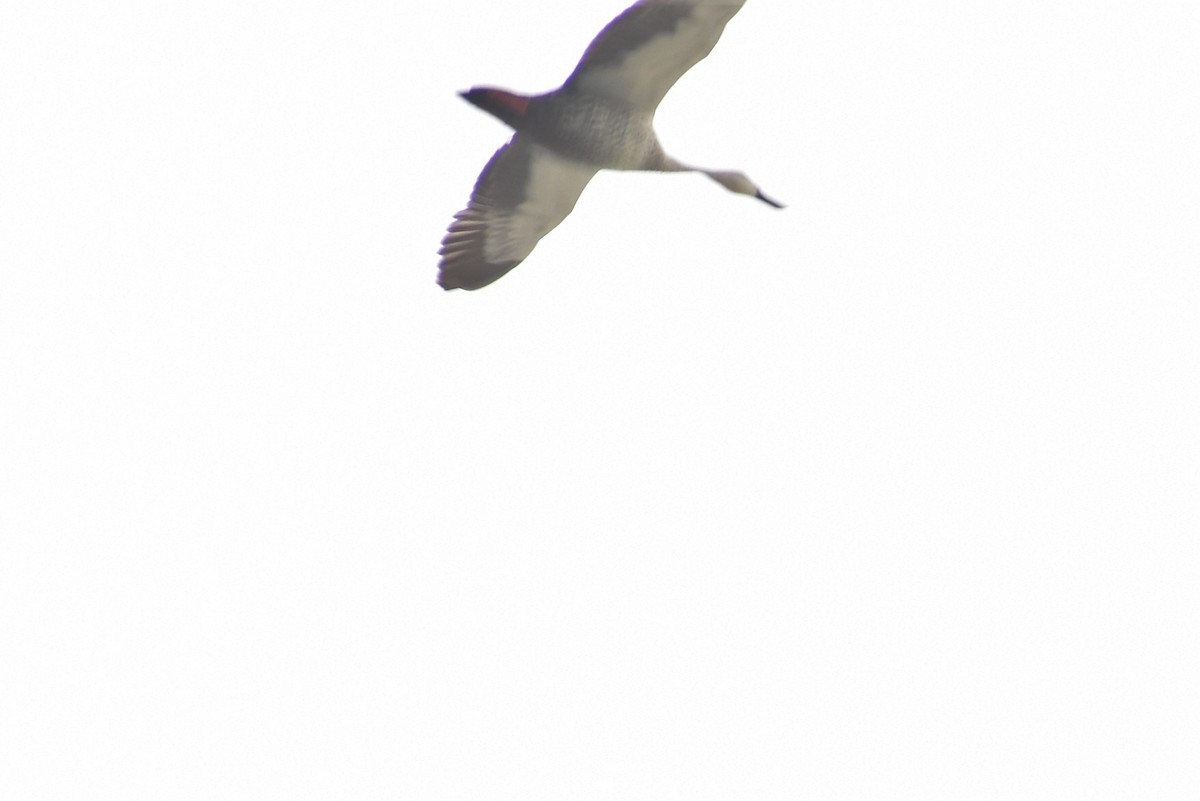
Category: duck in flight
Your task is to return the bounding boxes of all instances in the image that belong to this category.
[438,0,781,291]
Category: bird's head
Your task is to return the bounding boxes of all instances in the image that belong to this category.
[705,170,784,208]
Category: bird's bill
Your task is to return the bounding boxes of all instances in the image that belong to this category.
[755,190,784,209]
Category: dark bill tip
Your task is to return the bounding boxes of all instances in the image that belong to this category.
[756,190,785,209]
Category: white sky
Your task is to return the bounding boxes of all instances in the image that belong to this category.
[2,1,1198,798]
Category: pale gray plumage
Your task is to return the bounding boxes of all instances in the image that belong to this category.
[438,0,780,291]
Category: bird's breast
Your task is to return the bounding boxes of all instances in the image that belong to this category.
[525,94,659,171]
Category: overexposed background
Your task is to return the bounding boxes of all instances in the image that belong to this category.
[2,1,1198,798]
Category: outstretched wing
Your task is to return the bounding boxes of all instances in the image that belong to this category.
[562,0,747,112]
[438,136,599,291]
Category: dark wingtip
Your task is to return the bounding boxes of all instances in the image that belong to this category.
[437,259,522,291]
[437,269,468,291]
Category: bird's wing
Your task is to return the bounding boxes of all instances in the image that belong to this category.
[562,0,747,112]
[438,136,599,290]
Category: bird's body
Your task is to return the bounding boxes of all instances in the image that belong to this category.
[438,0,780,291]
[471,89,662,170]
